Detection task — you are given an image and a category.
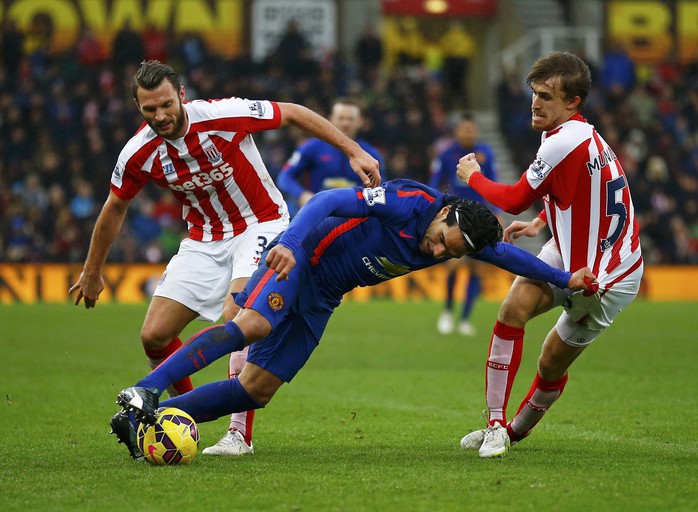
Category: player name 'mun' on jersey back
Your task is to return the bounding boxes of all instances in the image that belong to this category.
[527,117,642,285]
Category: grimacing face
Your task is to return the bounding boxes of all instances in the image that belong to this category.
[135,81,188,139]
[530,77,580,132]
[419,206,469,259]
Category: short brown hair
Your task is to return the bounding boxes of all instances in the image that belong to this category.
[332,97,362,113]
[132,60,182,102]
[527,52,592,111]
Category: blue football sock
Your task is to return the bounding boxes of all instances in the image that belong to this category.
[135,321,247,393]
[161,378,263,424]
[462,273,482,320]
[445,270,457,310]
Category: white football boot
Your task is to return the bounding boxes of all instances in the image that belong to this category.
[437,311,455,334]
[202,429,254,456]
[458,320,476,336]
[478,422,510,458]
[460,409,488,450]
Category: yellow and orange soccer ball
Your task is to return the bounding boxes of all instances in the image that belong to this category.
[137,407,200,465]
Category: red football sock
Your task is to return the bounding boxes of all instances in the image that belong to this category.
[508,372,568,442]
[145,337,194,396]
[485,320,524,426]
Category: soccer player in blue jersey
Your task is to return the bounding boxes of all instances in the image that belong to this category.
[429,114,499,336]
[206,98,385,456]
[110,178,597,459]
[277,98,384,215]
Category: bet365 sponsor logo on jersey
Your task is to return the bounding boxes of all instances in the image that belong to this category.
[168,162,234,192]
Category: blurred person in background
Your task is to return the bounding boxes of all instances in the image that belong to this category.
[429,114,499,336]
[277,98,384,216]
[69,60,380,458]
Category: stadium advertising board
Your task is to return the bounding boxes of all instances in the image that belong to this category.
[0,264,696,304]
[607,0,698,63]
[381,0,497,17]
[250,0,336,63]
[0,0,244,57]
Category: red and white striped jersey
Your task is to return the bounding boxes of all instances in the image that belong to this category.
[470,113,642,286]
[111,98,288,242]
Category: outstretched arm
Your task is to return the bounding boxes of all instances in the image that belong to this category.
[457,153,539,214]
[276,187,367,254]
[473,242,597,292]
[69,191,131,307]
[278,103,381,188]
[267,187,371,281]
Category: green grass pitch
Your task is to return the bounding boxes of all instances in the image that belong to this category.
[1,299,696,511]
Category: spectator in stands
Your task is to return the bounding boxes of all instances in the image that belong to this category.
[354,23,383,85]
[111,20,144,73]
[0,19,25,80]
[601,41,636,109]
[439,22,476,107]
[76,26,105,69]
[143,23,168,62]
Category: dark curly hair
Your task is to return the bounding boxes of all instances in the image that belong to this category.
[132,60,182,102]
[444,197,503,253]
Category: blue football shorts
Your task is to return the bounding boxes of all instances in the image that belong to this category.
[234,248,341,382]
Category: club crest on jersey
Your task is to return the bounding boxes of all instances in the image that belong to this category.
[267,292,284,311]
[248,100,266,118]
[203,143,223,165]
[529,156,552,180]
[163,163,176,176]
[362,186,386,206]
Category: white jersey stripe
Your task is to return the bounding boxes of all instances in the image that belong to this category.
[532,115,641,287]
[111,98,289,241]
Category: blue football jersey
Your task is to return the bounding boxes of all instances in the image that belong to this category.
[276,179,571,297]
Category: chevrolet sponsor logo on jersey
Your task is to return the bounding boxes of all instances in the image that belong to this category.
[362,256,410,280]
[376,256,410,276]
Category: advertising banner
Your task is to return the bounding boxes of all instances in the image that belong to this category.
[0,0,244,57]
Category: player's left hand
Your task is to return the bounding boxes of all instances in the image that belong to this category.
[266,245,296,281]
[456,153,481,184]
[568,267,599,295]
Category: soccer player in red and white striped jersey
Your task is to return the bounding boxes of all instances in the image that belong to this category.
[457,52,643,457]
[70,61,380,456]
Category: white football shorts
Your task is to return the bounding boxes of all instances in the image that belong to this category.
[153,217,288,322]
[537,239,643,347]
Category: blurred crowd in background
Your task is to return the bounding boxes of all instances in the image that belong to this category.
[1,18,697,265]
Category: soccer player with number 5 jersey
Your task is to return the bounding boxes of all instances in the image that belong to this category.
[457,52,643,457]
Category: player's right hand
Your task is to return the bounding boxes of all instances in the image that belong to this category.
[266,245,296,281]
[456,153,481,184]
[68,272,104,309]
[568,267,598,294]
[350,151,380,188]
